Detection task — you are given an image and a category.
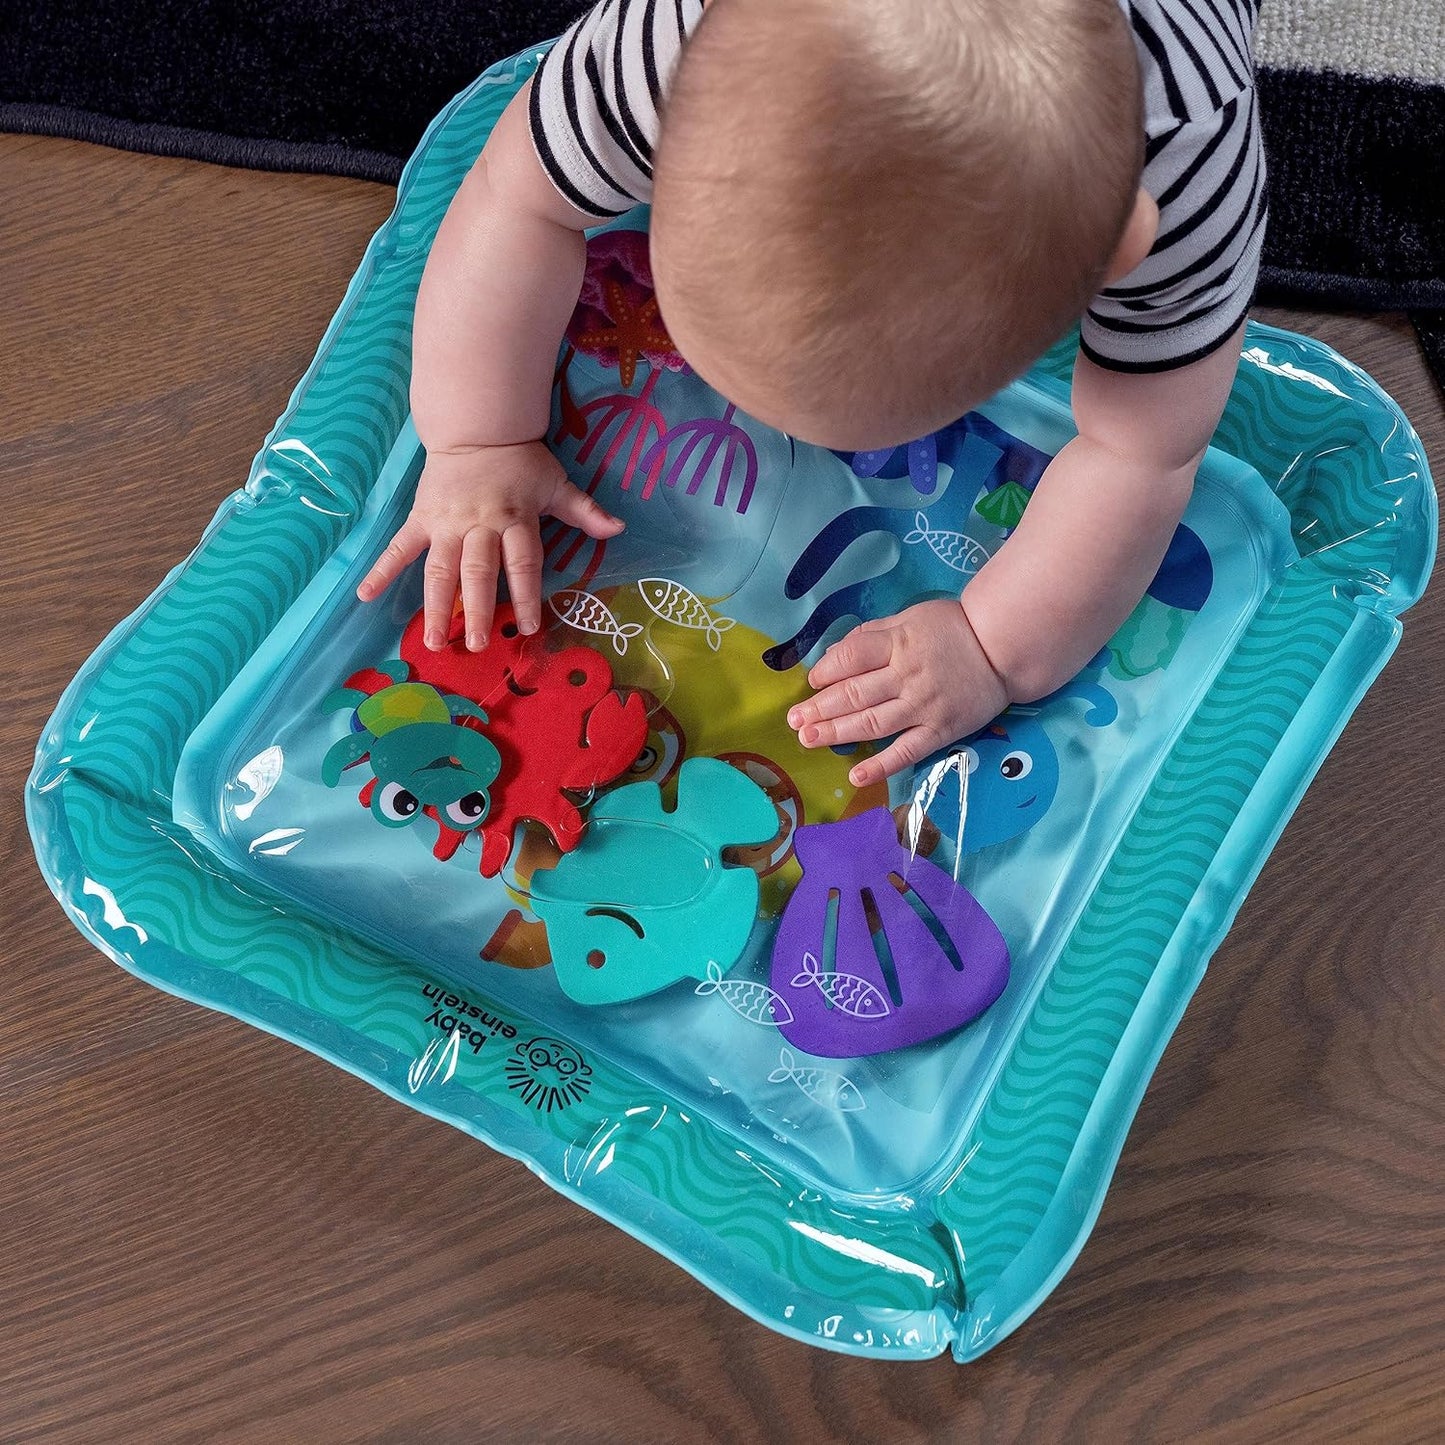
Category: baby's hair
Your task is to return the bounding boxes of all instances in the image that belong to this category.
[652,0,1143,445]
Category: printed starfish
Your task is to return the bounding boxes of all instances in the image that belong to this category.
[574,281,674,388]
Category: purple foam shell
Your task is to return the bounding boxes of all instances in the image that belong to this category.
[769,809,1010,1058]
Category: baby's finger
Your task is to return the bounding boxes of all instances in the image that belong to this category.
[797,697,914,750]
[808,628,893,690]
[501,522,545,636]
[421,535,463,650]
[549,481,626,540]
[788,667,897,732]
[459,530,501,650]
[357,523,427,603]
[849,726,939,789]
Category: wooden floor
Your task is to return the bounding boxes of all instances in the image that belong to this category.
[3,133,1443,1443]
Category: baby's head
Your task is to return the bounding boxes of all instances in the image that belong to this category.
[651,0,1149,450]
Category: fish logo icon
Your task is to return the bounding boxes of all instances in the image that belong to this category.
[767,1046,866,1112]
[549,588,644,656]
[903,512,991,577]
[638,577,736,651]
[695,960,795,1026]
[789,952,891,1019]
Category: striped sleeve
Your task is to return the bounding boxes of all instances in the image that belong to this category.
[1084,0,1268,372]
[529,0,704,221]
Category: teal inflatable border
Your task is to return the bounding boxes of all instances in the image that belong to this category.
[27,48,1436,1361]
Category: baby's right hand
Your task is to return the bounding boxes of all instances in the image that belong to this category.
[356,440,624,650]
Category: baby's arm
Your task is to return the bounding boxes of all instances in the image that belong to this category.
[357,80,622,649]
[963,327,1246,700]
[790,326,1245,785]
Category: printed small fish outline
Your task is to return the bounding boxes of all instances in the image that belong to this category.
[789,951,891,1019]
[903,512,991,577]
[549,588,645,656]
[695,960,795,1027]
[407,1027,461,1095]
[637,577,737,652]
[768,1046,867,1112]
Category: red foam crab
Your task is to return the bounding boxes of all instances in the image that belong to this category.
[342,600,648,877]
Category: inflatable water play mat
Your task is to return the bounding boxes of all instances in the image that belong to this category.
[28,47,1435,1361]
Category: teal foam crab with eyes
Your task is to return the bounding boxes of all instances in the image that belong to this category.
[322,658,502,835]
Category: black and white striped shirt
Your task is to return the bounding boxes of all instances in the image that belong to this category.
[529,0,1265,373]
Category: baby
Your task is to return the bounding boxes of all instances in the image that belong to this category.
[358,0,1265,790]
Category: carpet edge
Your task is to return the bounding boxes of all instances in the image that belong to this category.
[0,101,404,185]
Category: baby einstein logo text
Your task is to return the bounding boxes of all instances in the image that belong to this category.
[420,982,517,1056]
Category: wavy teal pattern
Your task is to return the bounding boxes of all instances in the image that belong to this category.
[56,57,538,810]
[933,328,1432,1359]
[26,42,1436,1362]
[50,770,959,1347]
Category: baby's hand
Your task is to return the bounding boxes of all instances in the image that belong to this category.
[356,440,623,650]
[787,598,1009,789]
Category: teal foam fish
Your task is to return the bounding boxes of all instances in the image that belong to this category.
[530,757,779,1006]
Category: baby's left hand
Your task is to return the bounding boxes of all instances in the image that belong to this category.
[787,598,1009,789]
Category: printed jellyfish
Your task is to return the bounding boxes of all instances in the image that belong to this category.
[544,362,668,586]
[545,229,688,583]
[639,401,760,515]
